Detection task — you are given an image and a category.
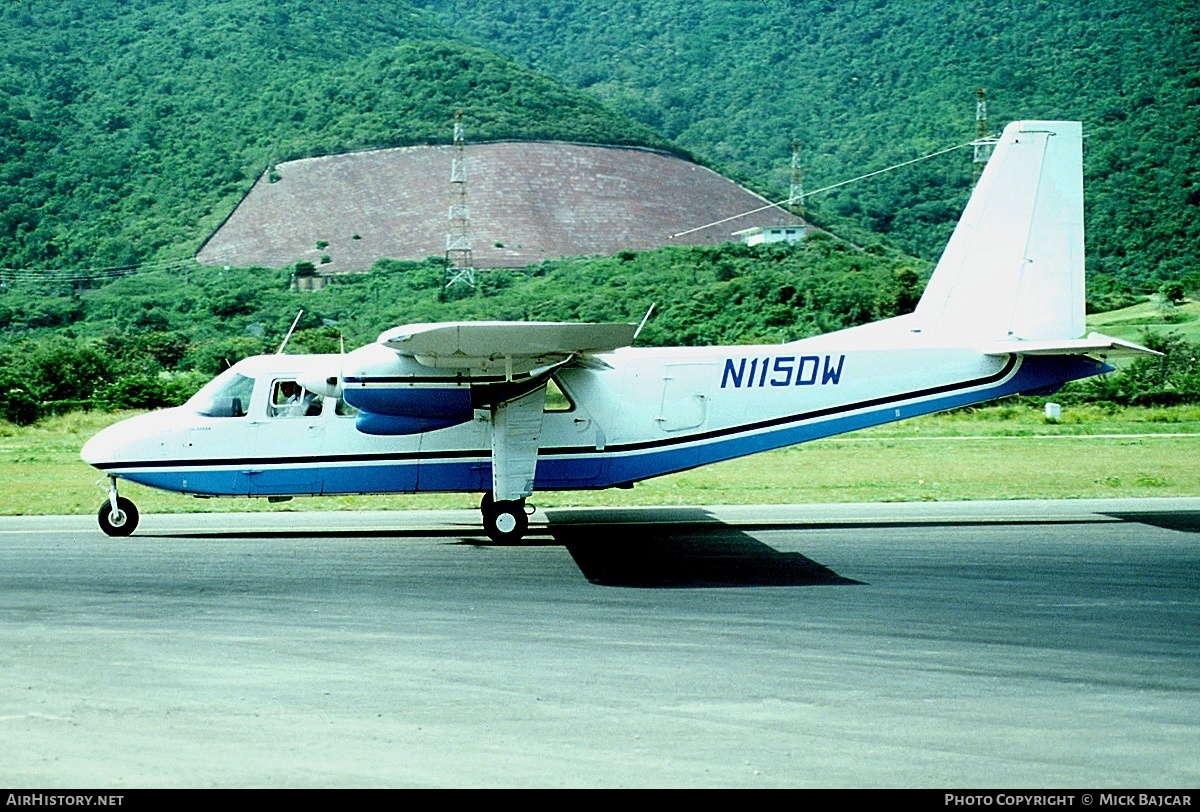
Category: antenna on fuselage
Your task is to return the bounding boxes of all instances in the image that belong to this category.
[278,310,304,354]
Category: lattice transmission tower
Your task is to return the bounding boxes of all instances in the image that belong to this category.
[789,140,805,220]
[444,110,475,290]
[972,88,997,184]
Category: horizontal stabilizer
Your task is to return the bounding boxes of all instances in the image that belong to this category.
[981,332,1161,358]
[378,321,638,369]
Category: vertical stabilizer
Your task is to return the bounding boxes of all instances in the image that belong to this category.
[914,121,1085,342]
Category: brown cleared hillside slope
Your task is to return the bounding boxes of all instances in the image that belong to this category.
[196,142,805,272]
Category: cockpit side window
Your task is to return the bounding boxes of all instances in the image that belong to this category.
[270,380,324,418]
[544,376,574,413]
[189,371,256,418]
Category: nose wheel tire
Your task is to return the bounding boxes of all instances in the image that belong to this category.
[482,499,528,544]
[98,496,139,537]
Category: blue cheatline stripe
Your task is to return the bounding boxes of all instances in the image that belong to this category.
[105,354,1103,498]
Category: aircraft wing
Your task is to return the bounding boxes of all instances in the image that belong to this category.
[378,321,638,370]
[345,320,638,505]
[981,332,1161,359]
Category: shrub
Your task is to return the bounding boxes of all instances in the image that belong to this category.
[0,376,39,425]
[92,375,171,411]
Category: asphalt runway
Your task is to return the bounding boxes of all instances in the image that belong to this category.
[1,499,1198,788]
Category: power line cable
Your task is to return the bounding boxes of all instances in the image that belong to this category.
[668,139,976,240]
[0,258,200,284]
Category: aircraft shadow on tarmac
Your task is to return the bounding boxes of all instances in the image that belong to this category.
[1105,512,1200,534]
[540,507,861,588]
[550,524,858,588]
[531,508,1200,588]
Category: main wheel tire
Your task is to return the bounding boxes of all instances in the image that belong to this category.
[98,497,139,537]
[480,491,497,518]
[483,500,528,544]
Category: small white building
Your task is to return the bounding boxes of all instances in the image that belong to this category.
[732,225,809,246]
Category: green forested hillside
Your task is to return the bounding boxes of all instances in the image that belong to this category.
[414,0,1200,287]
[0,0,673,271]
[3,0,1195,288]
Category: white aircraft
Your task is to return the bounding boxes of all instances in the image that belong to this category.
[82,120,1154,540]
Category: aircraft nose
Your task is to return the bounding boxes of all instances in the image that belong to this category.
[81,408,190,468]
[80,423,120,467]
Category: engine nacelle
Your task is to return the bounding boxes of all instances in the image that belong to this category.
[345,386,474,435]
[337,334,558,435]
[343,385,473,419]
[340,342,476,435]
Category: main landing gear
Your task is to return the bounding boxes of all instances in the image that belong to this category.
[97,478,139,537]
[479,492,529,544]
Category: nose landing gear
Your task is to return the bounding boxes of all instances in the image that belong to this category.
[97,478,139,536]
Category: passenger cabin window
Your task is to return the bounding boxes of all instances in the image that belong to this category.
[189,371,256,418]
[270,380,323,418]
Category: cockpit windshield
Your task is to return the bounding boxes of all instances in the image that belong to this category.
[186,369,256,418]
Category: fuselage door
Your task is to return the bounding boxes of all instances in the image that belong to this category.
[656,364,714,432]
[538,375,606,486]
[246,378,327,496]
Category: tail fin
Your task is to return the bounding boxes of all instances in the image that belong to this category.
[914,120,1085,342]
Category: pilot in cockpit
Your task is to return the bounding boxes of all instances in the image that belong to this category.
[272,380,321,418]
